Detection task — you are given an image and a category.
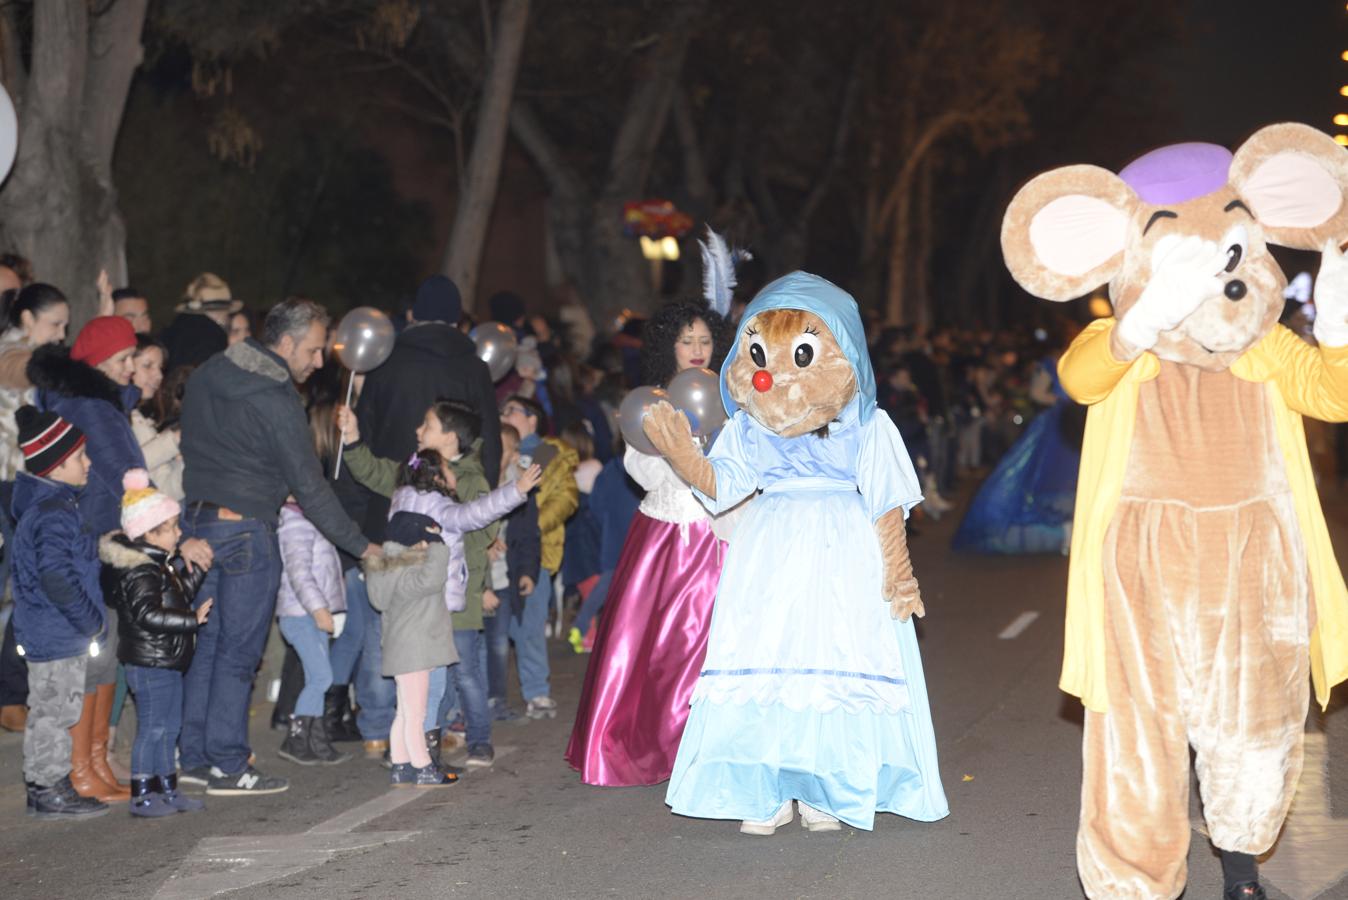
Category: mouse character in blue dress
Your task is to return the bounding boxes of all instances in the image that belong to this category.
[642,271,949,834]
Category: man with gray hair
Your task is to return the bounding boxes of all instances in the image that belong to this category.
[177,297,378,796]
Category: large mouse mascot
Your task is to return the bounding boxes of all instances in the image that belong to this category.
[642,272,948,835]
[1002,123,1348,900]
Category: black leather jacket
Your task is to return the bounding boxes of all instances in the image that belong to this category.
[99,533,207,671]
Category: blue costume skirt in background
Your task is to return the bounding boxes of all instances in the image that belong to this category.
[952,399,1080,555]
[665,482,948,830]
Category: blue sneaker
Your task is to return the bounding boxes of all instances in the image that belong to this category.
[389,763,416,787]
[128,777,176,818]
[489,698,524,723]
[160,774,205,812]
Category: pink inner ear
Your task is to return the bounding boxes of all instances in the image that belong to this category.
[1028,195,1128,277]
[1242,152,1342,228]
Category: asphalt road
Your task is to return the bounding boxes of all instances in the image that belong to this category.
[0,493,1343,900]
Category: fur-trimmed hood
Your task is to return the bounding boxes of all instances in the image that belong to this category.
[225,338,289,384]
[99,531,167,571]
[27,344,135,409]
[364,541,431,573]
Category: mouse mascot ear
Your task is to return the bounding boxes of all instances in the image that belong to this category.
[1229,122,1348,250]
[1001,165,1137,301]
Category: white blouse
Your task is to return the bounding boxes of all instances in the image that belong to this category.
[623,443,747,543]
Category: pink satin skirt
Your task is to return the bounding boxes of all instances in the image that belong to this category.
[565,512,725,786]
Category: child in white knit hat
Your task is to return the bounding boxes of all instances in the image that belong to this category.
[99,469,213,816]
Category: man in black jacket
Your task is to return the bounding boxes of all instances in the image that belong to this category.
[177,297,377,797]
[357,275,501,542]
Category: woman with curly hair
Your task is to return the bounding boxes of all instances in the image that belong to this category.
[565,298,741,786]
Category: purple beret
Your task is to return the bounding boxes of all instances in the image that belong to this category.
[1118,142,1233,206]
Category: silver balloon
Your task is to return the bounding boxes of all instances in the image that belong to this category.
[0,84,15,185]
[617,386,671,456]
[334,307,396,373]
[471,321,519,382]
[666,367,726,437]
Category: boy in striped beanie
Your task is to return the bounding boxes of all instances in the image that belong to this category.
[11,406,108,820]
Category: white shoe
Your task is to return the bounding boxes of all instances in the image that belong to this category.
[739,800,794,836]
[798,802,841,832]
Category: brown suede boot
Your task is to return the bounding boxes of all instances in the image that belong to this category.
[69,692,124,802]
[89,683,129,799]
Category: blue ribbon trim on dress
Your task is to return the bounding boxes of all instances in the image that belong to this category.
[700,667,906,685]
[761,476,858,496]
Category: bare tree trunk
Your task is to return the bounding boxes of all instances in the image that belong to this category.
[913,155,934,329]
[882,110,967,323]
[0,0,148,325]
[590,0,705,324]
[441,0,530,310]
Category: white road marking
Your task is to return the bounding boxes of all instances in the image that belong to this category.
[153,745,521,898]
[153,789,421,899]
[997,611,1040,640]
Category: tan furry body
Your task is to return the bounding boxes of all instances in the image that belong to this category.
[1078,364,1311,898]
[1000,123,1348,898]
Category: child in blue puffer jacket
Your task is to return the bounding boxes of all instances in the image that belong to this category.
[11,406,108,820]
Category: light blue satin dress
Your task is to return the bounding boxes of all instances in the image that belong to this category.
[665,395,949,829]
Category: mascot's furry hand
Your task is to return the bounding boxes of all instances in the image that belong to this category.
[877,506,923,622]
[642,401,718,498]
[1115,235,1225,354]
[1313,239,1348,347]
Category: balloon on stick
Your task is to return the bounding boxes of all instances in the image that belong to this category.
[331,306,396,479]
[666,367,726,437]
[618,386,671,456]
[471,322,519,382]
[334,306,396,373]
[0,84,16,184]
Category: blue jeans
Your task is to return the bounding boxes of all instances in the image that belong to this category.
[572,569,614,637]
[179,508,282,775]
[508,568,552,700]
[125,664,183,778]
[426,665,448,732]
[278,614,332,718]
[328,568,364,685]
[451,629,491,746]
[340,570,395,740]
[484,605,511,704]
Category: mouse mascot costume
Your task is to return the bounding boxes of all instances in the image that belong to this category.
[1001,123,1348,900]
[642,272,948,835]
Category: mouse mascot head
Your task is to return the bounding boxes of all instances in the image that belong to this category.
[1002,123,1348,367]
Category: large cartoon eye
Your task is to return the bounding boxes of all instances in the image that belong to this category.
[748,338,766,368]
[793,333,821,368]
[1220,224,1248,273]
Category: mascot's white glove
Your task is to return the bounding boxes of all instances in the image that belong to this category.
[1115,235,1225,352]
[1313,239,1348,347]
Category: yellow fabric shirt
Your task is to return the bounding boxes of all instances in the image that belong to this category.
[1058,318,1348,712]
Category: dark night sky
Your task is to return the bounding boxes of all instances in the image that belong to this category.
[1165,0,1343,147]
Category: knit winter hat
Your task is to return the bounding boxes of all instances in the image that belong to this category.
[71,315,137,366]
[16,405,85,477]
[386,511,443,547]
[120,469,180,539]
[411,275,462,324]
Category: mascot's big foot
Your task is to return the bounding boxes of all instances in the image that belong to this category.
[798,802,841,832]
[739,800,794,836]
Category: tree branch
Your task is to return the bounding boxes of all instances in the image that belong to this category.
[82,0,149,175]
[798,45,866,224]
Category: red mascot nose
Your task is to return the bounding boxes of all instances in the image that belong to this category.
[752,369,774,393]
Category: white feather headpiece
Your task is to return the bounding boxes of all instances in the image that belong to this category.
[699,226,751,317]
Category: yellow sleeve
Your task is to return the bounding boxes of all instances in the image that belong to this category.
[1265,326,1348,423]
[1057,318,1135,405]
